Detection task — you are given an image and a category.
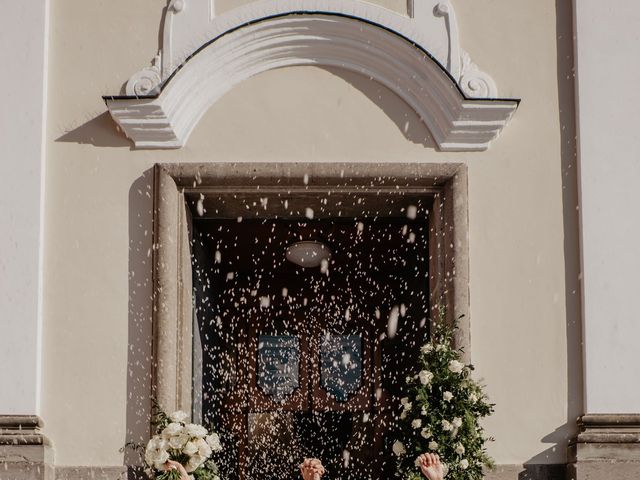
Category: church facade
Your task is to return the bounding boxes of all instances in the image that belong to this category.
[1,1,639,479]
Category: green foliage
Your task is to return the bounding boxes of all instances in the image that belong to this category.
[120,398,169,463]
[394,314,495,479]
[156,468,183,480]
[192,460,222,480]
[151,397,171,432]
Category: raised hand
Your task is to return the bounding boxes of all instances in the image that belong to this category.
[417,453,444,480]
[164,460,190,480]
[299,458,325,480]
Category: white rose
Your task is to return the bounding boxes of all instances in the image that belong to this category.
[436,344,446,352]
[144,450,157,469]
[205,433,222,452]
[162,422,184,438]
[392,440,406,456]
[420,407,428,416]
[145,436,169,469]
[186,454,206,473]
[420,428,431,439]
[168,433,190,450]
[169,410,189,423]
[418,370,434,386]
[414,457,423,467]
[146,435,168,452]
[400,410,408,420]
[185,423,208,438]
[448,360,465,374]
[421,343,434,354]
[152,450,170,471]
[428,441,438,451]
[460,459,469,470]
[183,441,198,456]
[469,393,478,403]
[195,438,212,458]
[403,402,412,412]
[452,417,463,428]
[144,450,154,467]
[411,419,422,429]
[400,397,410,406]
[455,443,465,455]
[405,376,413,384]
[441,420,453,431]
[443,391,453,402]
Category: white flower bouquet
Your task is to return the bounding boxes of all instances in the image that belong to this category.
[126,403,223,480]
[393,312,495,480]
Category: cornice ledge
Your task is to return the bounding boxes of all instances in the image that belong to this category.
[0,415,51,446]
[574,414,640,445]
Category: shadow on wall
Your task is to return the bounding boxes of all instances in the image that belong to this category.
[554,0,584,444]
[54,68,436,150]
[520,0,583,474]
[56,111,132,148]
[321,66,436,149]
[124,169,156,474]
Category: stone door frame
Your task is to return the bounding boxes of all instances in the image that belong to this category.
[151,162,470,417]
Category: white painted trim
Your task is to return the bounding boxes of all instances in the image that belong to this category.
[0,0,49,415]
[573,0,640,413]
[106,0,517,151]
[156,0,457,84]
[35,0,51,416]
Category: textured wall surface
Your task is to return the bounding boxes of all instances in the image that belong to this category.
[40,0,581,468]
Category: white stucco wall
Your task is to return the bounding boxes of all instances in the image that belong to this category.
[0,0,49,415]
[39,0,580,468]
[574,1,640,414]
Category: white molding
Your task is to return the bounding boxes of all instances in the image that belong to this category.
[0,0,49,416]
[105,0,518,151]
[573,0,640,414]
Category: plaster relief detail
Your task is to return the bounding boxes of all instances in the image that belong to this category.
[460,50,499,99]
[125,54,162,96]
[169,0,186,13]
[433,1,461,81]
[106,0,518,151]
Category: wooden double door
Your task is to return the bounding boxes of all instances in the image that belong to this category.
[216,273,395,480]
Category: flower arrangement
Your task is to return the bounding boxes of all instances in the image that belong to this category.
[126,402,223,480]
[393,316,495,479]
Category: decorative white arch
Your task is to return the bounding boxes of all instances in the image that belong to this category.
[104,0,519,151]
